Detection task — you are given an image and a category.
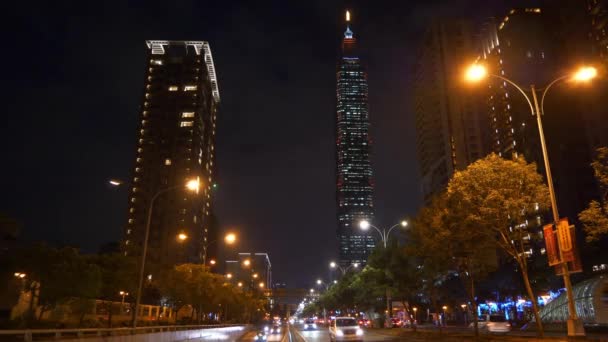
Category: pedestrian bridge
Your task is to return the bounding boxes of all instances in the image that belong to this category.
[539,276,608,325]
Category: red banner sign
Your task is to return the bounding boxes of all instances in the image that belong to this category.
[543,224,560,266]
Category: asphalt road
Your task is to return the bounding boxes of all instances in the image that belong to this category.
[294,325,398,342]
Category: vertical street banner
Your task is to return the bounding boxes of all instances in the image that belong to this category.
[557,218,574,262]
[554,220,583,275]
[543,223,560,266]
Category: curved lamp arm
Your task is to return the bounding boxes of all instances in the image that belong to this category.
[540,75,569,116]
[489,74,535,116]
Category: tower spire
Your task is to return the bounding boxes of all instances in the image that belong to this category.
[344,10,353,38]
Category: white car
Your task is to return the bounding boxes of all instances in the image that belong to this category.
[470,315,511,333]
[329,317,364,341]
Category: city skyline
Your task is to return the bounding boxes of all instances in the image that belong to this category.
[4,0,605,288]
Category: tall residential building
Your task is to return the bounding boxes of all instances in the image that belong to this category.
[588,0,608,65]
[414,20,490,202]
[123,41,220,268]
[336,11,375,267]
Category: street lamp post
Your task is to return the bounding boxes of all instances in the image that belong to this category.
[329,261,359,275]
[465,64,597,337]
[358,220,408,248]
[358,219,409,324]
[442,306,447,327]
[132,178,200,328]
[461,304,467,327]
[202,232,237,266]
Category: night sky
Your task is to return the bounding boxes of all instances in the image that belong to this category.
[2,0,509,287]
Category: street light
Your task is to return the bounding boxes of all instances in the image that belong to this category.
[358,219,409,248]
[237,282,243,287]
[413,307,417,322]
[259,282,265,289]
[329,261,359,275]
[461,304,468,326]
[108,179,122,186]
[358,219,409,321]
[252,273,259,279]
[132,178,201,328]
[442,306,448,327]
[465,63,596,337]
[177,233,188,241]
[226,273,233,279]
[243,259,251,267]
[209,259,217,266]
[202,232,237,266]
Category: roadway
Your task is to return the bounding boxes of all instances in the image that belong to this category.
[235,324,400,341]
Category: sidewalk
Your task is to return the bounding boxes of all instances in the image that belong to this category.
[365,328,608,341]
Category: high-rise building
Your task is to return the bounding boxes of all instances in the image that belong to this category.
[414,20,490,202]
[336,11,375,267]
[588,0,608,65]
[123,41,220,268]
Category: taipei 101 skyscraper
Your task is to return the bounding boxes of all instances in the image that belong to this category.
[335,11,375,267]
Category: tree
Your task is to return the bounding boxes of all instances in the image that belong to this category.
[446,154,550,337]
[91,253,137,327]
[13,245,101,326]
[579,147,608,242]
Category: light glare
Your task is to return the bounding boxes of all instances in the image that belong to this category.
[465,64,487,82]
[573,66,597,82]
[359,220,370,230]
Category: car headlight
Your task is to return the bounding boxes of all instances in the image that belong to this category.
[312,323,317,328]
[304,324,308,328]
[264,326,269,331]
[356,329,364,336]
[336,329,344,336]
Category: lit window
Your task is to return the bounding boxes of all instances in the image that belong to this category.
[135,167,141,172]
[129,208,135,213]
[126,229,132,234]
[131,197,136,203]
[132,187,138,192]
[125,240,130,245]
[151,59,163,65]
[165,158,172,166]
[134,177,139,182]
[139,139,144,144]
[182,112,195,118]
[137,148,143,153]
[180,121,193,127]
[168,85,179,91]
[184,85,197,91]
[128,219,134,224]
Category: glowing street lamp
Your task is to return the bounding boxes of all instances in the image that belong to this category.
[329,261,359,275]
[237,282,243,287]
[226,273,233,279]
[243,259,251,267]
[224,232,237,244]
[358,219,409,248]
[133,178,201,328]
[177,233,188,241]
[252,273,259,279]
[209,259,217,266]
[259,282,265,289]
[464,62,597,337]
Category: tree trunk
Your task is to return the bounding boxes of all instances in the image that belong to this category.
[107,301,113,328]
[467,275,479,338]
[521,264,544,337]
[430,287,442,335]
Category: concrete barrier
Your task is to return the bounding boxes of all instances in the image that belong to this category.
[0,324,249,342]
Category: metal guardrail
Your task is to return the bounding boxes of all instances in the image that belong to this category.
[0,324,246,341]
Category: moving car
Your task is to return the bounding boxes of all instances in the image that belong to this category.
[329,317,364,342]
[254,330,268,341]
[303,318,317,330]
[389,318,403,328]
[270,323,281,334]
[485,315,511,333]
[357,319,370,327]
